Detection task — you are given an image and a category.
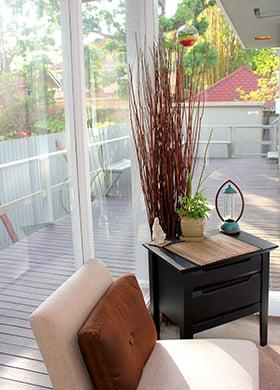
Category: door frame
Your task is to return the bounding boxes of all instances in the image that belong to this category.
[60,0,158,274]
[60,0,95,268]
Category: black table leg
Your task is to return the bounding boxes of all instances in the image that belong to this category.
[148,252,160,338]
[179,323,193,339]
[260,253,269,346]
[179,276,193,339]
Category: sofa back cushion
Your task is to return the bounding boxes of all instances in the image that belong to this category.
[78,274,157,390]
[30,258,113,390]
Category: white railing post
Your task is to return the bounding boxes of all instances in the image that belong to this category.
[272,122,277,152]
[229,126,233,157]
[38,156,54,224]
[232,126,236,157]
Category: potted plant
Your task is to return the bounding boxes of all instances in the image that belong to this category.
[176,181,210,241]
[129,41,210,238]
[176,131,213,241]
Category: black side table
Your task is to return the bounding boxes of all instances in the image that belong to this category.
[144,231,277,346]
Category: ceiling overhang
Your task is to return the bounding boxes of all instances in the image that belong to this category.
[216,0,280,48]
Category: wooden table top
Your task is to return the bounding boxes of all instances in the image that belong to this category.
[166,234,260,266]
[144,230,278,272]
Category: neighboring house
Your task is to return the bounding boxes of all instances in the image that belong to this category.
[199,67,267,158]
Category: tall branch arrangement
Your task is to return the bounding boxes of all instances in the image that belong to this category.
[129,42,207,238]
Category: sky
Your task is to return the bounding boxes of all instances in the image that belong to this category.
[165,0,180,18]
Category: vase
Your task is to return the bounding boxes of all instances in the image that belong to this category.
[180,217,205,241]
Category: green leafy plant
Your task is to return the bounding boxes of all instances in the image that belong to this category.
[176,191,210,220]
[175,126,213,221]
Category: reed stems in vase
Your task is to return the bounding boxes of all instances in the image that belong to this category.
[129,42,207,238]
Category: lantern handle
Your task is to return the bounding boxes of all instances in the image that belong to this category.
[215,179,245,223]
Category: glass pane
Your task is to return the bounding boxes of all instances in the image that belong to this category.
[82,0,149,288]
[0,1,78,385]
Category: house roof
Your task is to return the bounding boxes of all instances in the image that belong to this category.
[204,67,260,102]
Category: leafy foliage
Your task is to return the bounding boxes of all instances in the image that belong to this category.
[237,49,279,104]
[176,191,210,219]
[237,77,278,104]
[0,0,130,140]
[252,48,279,77]
[159,0,217,76]
[82,0,128,99]
[201,5,254,85]
[0,0,62,139]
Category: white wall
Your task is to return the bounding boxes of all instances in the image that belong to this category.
[197,102,264,158]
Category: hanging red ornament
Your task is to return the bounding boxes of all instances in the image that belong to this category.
[177,24,198,47]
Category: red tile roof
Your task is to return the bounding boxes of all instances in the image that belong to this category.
[204,67,260,102]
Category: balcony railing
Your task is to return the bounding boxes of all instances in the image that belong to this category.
[0,118,279,249]
[198,118,279,158]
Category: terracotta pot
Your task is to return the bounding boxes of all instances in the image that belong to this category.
[180,217,205,241]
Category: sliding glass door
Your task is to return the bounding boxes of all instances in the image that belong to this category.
[0,0,154,311]
[0,1,156,387]
[80,0,151,288]
[0,0,90,385]
[0,0,80,293]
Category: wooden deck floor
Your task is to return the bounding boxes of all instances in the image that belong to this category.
[0,157,280,388]
[0,194,135,389]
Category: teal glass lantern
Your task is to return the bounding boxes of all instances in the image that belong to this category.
[215,180,244,235]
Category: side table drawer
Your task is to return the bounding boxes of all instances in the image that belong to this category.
[193,273,261,323]
[192,255,261,289]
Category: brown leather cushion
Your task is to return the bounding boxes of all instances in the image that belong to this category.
[78,274,157,390]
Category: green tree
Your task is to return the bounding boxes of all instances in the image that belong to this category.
[0,0,62,138]
[159,1,279,98]
[159,0,217,76]
[202,4,255,85]
[1,0,279,140]
[252,48,279,77]
[238,49,279,103]
[82,0,127,100]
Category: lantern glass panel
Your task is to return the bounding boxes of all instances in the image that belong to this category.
[224,192,235,220]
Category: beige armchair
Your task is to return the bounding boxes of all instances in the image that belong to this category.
[30,259,259,390]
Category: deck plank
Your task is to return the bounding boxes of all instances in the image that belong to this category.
[0,378,48,390]
[0,354,47,374]
[0,365,51,388]
[0,343,42,361]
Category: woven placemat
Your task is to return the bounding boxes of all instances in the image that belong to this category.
[166,234,260,266]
